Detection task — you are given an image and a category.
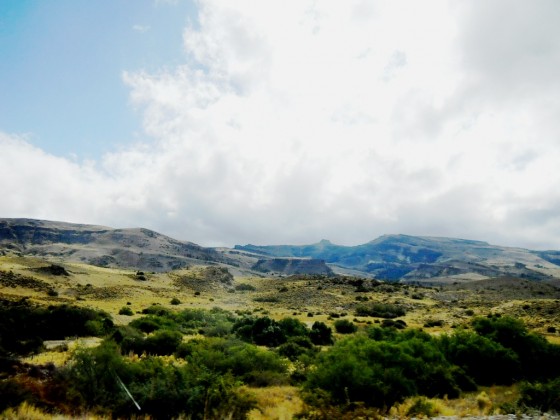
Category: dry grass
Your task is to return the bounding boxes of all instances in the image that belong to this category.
[1,254,559,420]
[0,401,108,419]
[391,385,520,418]
[247,386,304,420]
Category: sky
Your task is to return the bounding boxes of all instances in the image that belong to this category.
[1,0,560,250]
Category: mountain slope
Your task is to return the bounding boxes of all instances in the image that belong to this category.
[0,218,228,272]
[236,235,560,282]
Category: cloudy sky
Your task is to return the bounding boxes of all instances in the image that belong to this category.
[1,0,560,249]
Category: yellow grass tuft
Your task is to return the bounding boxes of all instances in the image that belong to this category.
[0,401,109,420]
[247,386,304,420]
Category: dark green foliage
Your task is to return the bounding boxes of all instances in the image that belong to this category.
[144,330,183,355]
[334,319,358,334]
[170,297,181,305]
[129,307,234,337]
[0,299,113,357]
[355,303,406,318]
[471,315,560,380]
[118,306,133,316]
[424,320,444,328]
[381,319,407,329]
[305,333,462,410]
[233,316,286,347]
[175,337,288,387]
[277,337,319,362]
[519,378,560,412]
[438,331,520,385]
[129,316,169,333]
[62,340,255,418]
[141,305,171,316]
[309,321,334,345]
[278,317,309,338]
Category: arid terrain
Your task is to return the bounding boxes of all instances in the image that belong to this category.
[1,219,560,418]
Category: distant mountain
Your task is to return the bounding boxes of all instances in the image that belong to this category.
[3,219,559,281]
[0,218,332,275]
[0,218,229,272]
[235,235,560,282]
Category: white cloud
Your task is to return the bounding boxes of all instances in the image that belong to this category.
[2,0,560,249]
[132,24,151,33]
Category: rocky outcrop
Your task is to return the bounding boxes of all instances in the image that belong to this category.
[252,258,333,276]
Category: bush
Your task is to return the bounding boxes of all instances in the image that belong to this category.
[233,316,287,347]
[175,337,288,386]
[144,330,183,355]
[438,330,520,385]
[471,315,560,380]
[277,337,318,362]
[119,307,133,316]
[0,300,113,357]
[305,334,462,410]
[62,340,255,418]
[235,283,256,291]
[334,319,358,334]
[309,321,334,346]
[278,317,309,339]
[519,378,560,412]
[170,297,181,305]
[355,303,406,318]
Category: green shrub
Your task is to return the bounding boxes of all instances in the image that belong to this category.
[141,305,171,316]
[334,319,358,334]
[309,321,333,345]
[144,330,183,355]
[438,330,520,385]
[118,307,133,316]
[278,317,309,338]
[170,297,181,305]
[62,340,255,418]
[471,316,560,380]
[355,303,406,318]
[519,378,560,412]
[233,316,286,347]
[0,300,113,356]
[175,337,288,386]
[277,337,319,362]
[305,332,464,410]
[235,283,256,291]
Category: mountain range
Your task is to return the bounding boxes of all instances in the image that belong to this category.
[2,218,560,283]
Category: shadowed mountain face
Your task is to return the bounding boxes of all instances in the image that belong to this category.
[236,235,560,282]
[0,218,228,272]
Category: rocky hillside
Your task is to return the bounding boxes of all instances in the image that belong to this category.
[0,219,333,276]
[252,258,333,276]
[0,218,229,272]
[236,235,560,282]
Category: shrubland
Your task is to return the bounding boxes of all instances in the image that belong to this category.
[1,259,560,418]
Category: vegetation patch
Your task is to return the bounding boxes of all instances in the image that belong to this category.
[355,302,406,318]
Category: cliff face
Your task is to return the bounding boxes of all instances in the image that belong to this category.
[252,258,334,276]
